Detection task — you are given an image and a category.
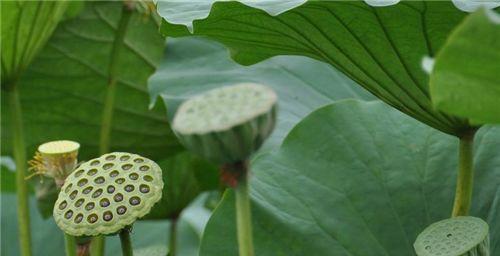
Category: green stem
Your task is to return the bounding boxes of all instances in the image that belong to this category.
[234,165,255,256]
[93,4,133,256]
[452,132,475,217]
[119,229,133,256]
[65,234,77,256]
[169,218,178,256]
[6,84,32,256]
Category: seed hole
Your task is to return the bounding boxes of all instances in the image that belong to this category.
[129,196,141,206]
[117,206,127,215]
[447,234,452,238]
[59,201,67,210]
[107,185,115,193]
[70,190,78,200]
[78,178,88,187]
[143,175,153,182]
[92,189,103,198]
[105,155,116,161]
[83,186,93,194]
[65,210,73,219]
[124,185,134,192]
[103,211,113,221]
[75,199,85,207]
[87,214,98,223]
[74,169,84,177]
[90,160,100,166]
[94,176,105,184]
[122,164,133,171]
[85,202,95,211]
[139,184,150,194]
[114,193,123,202]
[110,170,119,178]
[115,178,125,184]
[100,198,110,207]
[103,163,114,170]
[425,246,431,250]
[139,165,150,172]
[133,158,144,163]
[75,214,83,223]
[87,169,98,176]
[120,155,130,161]
[64,184,72,193]
[129,173,138,180]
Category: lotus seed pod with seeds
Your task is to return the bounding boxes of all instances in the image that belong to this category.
[414,216,490,256]
[53,152,163,236]
[173,83,277,164]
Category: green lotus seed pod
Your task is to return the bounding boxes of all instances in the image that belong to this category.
[414,216,490,256]
[172,83,277,164]
[53,152,163,236]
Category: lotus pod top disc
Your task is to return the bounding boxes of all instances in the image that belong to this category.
[172,83,278,163]
[38,140,80,156]
[414,216,489,256]
[53,152,163,236]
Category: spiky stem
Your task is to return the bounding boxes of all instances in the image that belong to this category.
[119,229,133,256]
[169,218,178,256]
[452,132,475,217]
[65,234,77,256]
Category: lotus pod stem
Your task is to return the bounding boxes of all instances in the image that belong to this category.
[414,216,490,256]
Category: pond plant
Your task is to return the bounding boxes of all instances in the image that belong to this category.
[172,83,278,256]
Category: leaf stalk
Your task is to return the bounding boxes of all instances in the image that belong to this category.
[452,131,476,217]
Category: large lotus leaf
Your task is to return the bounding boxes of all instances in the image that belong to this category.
[0,193,210,256]
[157,1,483,136]
[149,37,374,150]
[145,152,219,220]
[1,0,69,85]
[199,100,500,256]
[1,1,181,161]
[430,9,500,124]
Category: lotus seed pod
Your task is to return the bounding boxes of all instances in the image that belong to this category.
[414,216,490,256]
[53,152,163,236]
[172,83,277,164]
[29,140,80,187]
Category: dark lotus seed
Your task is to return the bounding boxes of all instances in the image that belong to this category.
[75,214,83,223]
[122,164,132,171]
[120,155,130,161]
[94,176,105,184]
[116,178,125,184]
[65,210,73,219]
[78,178,88,187]
[90,160,100,166]
[129,173,138,180]
[85,202,95,211]
[133,158,144,163]
[87,169,98,176]
[103,211,113,221]
[139,165,149,171]
[103,163,114,170]
[83,186,93,194]
[107,185,115,193]
[143,175,153,182]
[64,184,72,193]
[114,193,124,202]
[140,184,150,193]
[75,199,85,207]
[74,169,84,177]
[129,196,141,206]
[105,155,116,161]
[87,214,98,223]
[110,170,119,178]
[92,189,103,198]
[100,198,110,207]
[59,201,67,210]
[117,206,127,215]
[124,185,134,192]
[70,191,78,199]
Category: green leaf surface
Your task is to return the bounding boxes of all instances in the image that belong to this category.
[158,1,477,136]
[149,37,374,150]
[144,152,219,220]
[200,100,500,256]
[1,0,69,85]
[1,1,181,162]
[0,193,211,256]
[430,9,500,124]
